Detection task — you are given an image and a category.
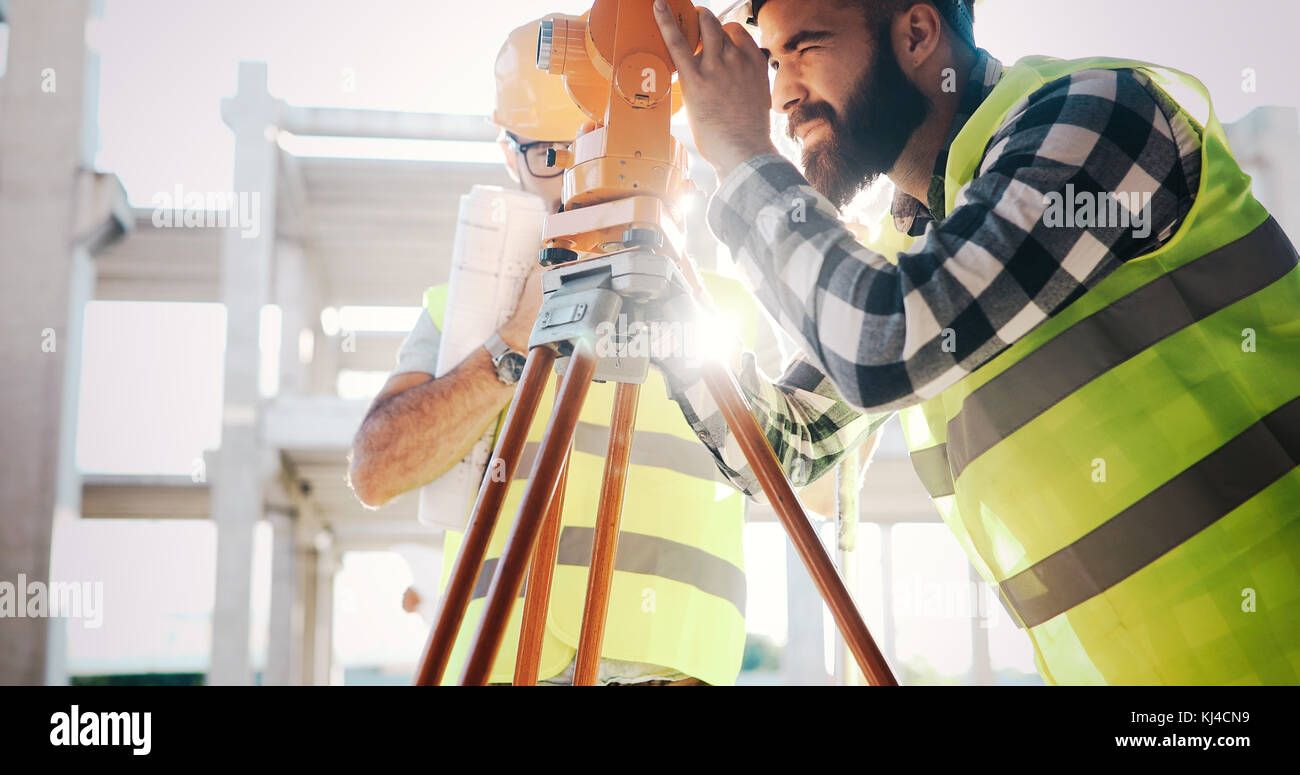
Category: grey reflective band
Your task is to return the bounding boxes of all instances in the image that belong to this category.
[513,422,729,484]
[469,557,523,602]
[910,443,955,498]
[514,443,539,479]
[946,218,1299,480]
[1001,394,1300,628]
[992,586,1023,629]
[469,526,747,614]
[557,526,746,613]
[575,423,728,482]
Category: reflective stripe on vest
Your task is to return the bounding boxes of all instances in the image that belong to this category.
[511,422,731,484]
[1001,395,1300,628]
[946,219,1298,482]
[879,56,1300,684]
[427,272,755,686]
[468,526,748,613]
[910,217,1299,497]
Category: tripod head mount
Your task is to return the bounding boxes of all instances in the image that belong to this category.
[529,248,693,385]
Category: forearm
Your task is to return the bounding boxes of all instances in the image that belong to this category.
[709,71,1191,412]
[349,348,512,508]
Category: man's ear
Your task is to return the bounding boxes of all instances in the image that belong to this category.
[499,139,522,183]
[893,2,943,73]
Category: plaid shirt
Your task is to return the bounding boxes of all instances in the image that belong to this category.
[663,49,1203,496]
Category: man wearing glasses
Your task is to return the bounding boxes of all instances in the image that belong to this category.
[348,18,785,685]
[503,135,570,192]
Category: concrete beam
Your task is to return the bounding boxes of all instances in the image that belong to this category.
[280,106,496,142]
[80,475,210,519]
[262,395,367,452]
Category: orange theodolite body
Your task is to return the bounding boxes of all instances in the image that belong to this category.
[536,0,701,259]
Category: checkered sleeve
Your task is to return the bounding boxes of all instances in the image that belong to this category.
[661,347,893,500]
[705,67,1199,412]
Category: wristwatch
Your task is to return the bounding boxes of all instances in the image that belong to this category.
[484,331,526,385]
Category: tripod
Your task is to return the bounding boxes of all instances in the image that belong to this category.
[414,246,896,686]
[413,0,896,687]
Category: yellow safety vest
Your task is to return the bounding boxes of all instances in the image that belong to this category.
[875,57,1300,684]
[425,272,758,685]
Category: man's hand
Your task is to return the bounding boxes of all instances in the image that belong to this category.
[497,261,544,352]
[653,0,776,180]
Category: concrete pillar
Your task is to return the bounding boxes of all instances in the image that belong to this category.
[208,61,280,685]
[293,510,337,686]
[833,543,865,686]
[306,531,338,686]
[274,240,312,397]
[312,329,342,396]
[1227,108,1300,241]
[782,539,830,685]
[264,511,298,685]
[296,541,320,686]
[44,242,98,686]
[969,564,995,686]
[878,523,898,672]
[0,0,93,686]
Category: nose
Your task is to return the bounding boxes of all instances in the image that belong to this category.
[770,66,806,115]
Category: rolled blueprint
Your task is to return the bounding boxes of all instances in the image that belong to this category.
[417,185,547,530]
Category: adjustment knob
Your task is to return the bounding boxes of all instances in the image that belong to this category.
[622,228,663,249]
[536,19,555,71]
[539,246,579,266]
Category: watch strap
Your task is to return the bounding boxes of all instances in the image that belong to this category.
[484,331,514,362]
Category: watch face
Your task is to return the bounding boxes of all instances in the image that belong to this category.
[497,352,526,384]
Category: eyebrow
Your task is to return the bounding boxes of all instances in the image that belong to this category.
[759,29,835,59]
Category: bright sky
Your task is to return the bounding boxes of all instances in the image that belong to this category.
[93,0,1300,204]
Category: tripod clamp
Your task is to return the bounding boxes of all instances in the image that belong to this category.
[527,245,693,385]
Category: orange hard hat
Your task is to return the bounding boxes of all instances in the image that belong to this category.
[492,18,589,142]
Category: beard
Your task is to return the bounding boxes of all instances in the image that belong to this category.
[789,25,932,208]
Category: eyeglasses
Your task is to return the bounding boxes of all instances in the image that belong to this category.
[717,0,757,27]
[505,134,571,179]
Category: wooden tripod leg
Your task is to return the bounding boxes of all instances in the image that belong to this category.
[460,343,599,685]
[413,346,557,686]
[573,381,641,686]
[513,379,573,685]
[700,362,898,687]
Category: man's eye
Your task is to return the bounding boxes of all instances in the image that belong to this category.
[769,60,780,72]
[798,46,821,54]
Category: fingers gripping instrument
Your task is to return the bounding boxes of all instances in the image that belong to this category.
[414,0,897,687]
